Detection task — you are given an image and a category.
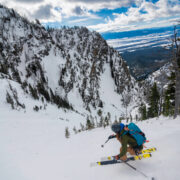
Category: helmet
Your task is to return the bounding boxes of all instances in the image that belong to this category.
[111,123,124,133]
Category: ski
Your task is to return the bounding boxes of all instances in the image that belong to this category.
[101,147,156,161]
[90,153,152,167]
[141,147,157,154]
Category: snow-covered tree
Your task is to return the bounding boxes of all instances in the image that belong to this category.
[65,127,70,138]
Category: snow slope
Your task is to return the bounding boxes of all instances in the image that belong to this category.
[0,110,180,180]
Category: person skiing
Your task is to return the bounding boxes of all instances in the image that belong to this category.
[110,123,145,161]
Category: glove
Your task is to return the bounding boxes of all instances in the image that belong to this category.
[115,154,120,160]
[108,134,116,139]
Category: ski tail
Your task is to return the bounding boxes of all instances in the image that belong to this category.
[91,153,152,167]
[141,147,156,154]
[90,157,134,167]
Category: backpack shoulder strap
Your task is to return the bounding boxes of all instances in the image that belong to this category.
[119,129,127,137]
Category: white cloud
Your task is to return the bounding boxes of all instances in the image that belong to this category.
[88,0,180,32]
[66,0,135,10]
[88,17,180,33]
[69,18,89,23]
[14,0,44,3]
[0,0,180,31]
[107,31,172,50]
[1,0,63,22]
[1,0,105,23]
[31,4,62,22]
[0,0,136,21]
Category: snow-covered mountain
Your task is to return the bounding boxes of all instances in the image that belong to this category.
[144,62,172,90]
[147,62,171,83]
[0,4,144,119]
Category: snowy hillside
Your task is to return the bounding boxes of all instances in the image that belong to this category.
[140,62,172,99]
[0,4,144,120]
[146,63,172,88]
[0,110,180,180]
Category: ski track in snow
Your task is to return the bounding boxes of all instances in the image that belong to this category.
[0,111,180,180]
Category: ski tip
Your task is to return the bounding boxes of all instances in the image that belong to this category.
[90,162,101,167]
[90,162,97,167]
[101,157,108,161]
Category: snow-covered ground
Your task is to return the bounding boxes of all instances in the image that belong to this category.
[0,108,180,180]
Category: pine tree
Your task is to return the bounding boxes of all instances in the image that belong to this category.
[97,109,102,116]
[86,116,94,130]
[130,114,132,122]
[80,123,85,131]
[65,127,70,138]
[6,91,14,109]
[73,126,77,134]
[104,113,110,127]
[107,112,111,123]
[114,116,118,124]
[122,93,131,122]
[139,103,147,120]
[86,119,92,130]
[163,72,175,116]
[29,84,39,100]
[147,83,160,118]
[135,114,139,121]
[163,95,171,116]
[99,116,104,127]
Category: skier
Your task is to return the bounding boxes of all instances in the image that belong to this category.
[111,123,145,161]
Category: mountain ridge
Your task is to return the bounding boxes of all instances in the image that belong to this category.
[0,4,144,119]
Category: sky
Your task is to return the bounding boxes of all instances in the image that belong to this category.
[0,0,179,33]
[0,0,180,51]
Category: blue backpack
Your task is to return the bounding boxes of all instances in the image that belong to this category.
[125,123,146,146]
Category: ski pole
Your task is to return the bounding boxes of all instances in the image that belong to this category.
[122,161,155,180]
[101,139,110,148]
[101,135,116,148]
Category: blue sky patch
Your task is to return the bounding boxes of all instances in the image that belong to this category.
[90,7,129,20]
[101,26,175,40]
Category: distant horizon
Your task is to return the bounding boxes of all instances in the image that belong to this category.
[102,26,179,52]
